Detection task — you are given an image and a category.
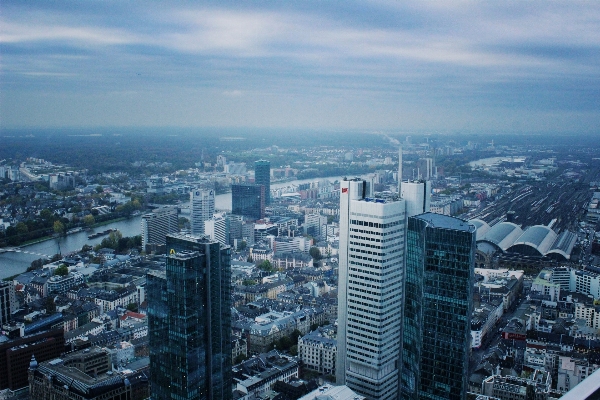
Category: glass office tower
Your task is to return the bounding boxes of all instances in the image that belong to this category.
[148,234,232,400]
[401,213,475,400]
[231,183,265,220]
[254,160,270,205]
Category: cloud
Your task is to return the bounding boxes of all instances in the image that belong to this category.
[0,20,141,46]
[222,90,243,97]
[0,1,599,131]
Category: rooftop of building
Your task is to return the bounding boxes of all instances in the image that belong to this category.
[167,250,201,260]
[32,348,146,397]
[413,212,475,232]
[298,384,366,400]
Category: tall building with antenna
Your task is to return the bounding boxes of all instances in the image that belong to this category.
[336,178,406,399]
[399,147,431,218]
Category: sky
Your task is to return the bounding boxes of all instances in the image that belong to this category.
[1,1,600,134]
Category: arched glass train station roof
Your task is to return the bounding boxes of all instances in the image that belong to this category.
[470,220,577,261]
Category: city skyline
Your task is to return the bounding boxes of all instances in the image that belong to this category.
[1,1,599,133]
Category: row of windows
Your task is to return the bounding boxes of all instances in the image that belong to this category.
[349,239,404,251]
[349,275,402,291]
[349,264,403,277]
[347,372,397,396]
[350,219,403,229]
[348,304,398,320]
[350,227,404,237]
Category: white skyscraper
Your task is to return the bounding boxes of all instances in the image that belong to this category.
[401,180,431,218]
[190,189,215,236]
[337,178,406,399]
[204,212,229,246]
[141,207,179,249]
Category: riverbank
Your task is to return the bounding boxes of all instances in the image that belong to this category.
[1,216,135,250]
[0,215,144,280]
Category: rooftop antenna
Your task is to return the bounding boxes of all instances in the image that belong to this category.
[398,147,403,196]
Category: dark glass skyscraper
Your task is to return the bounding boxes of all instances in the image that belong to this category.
[254,160,270,205]
[231,183,265,220]
[147,233,232,400]
[400,213,475,400]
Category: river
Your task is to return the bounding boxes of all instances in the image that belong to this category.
[0,176,344,279]
[0,216,144,279]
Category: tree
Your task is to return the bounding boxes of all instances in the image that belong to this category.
[238,241,247,251]
[234,354,248,364]
[40,208,54,222]
[27,258,47,272]
[15,222,29,235]
[178,217,189,230]
[309,247,321,260]
[126,302,138,312]
[53,220,65,235]
[290,329,302,344]
[54,264,69,276]
[95,185,104,194]
[100,230,123,249]
[131,199,142,210]
[277,336,292,350]
[289,345,298,356]
[258,260,275,273]
[83,214,95,227]
[44,296,56,313]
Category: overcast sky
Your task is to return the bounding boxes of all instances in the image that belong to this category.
[1,1,599,133]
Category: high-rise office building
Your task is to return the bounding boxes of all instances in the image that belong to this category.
[231,183,265,221]
[255,160,271,205]
[190,189,215,236]
[400,212,475,400]
[147,234,232,400]
[0,282,17,325]
[205,212,230,246]
[336,178,406,399]
[141,207,179,249]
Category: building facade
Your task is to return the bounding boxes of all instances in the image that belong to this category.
[0,282,17,325]
[147,234,232,400]
[255,160,271,205]
[28,346,148,400]
[336,178,406,399]
[298,326,337,375]
[400,212,476,400]
[232,184,265,221]
[141,207,179,249]
[0,328,65,390]
[400,180,431,218]
[190,189,215,236]
[205,212,230,246]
